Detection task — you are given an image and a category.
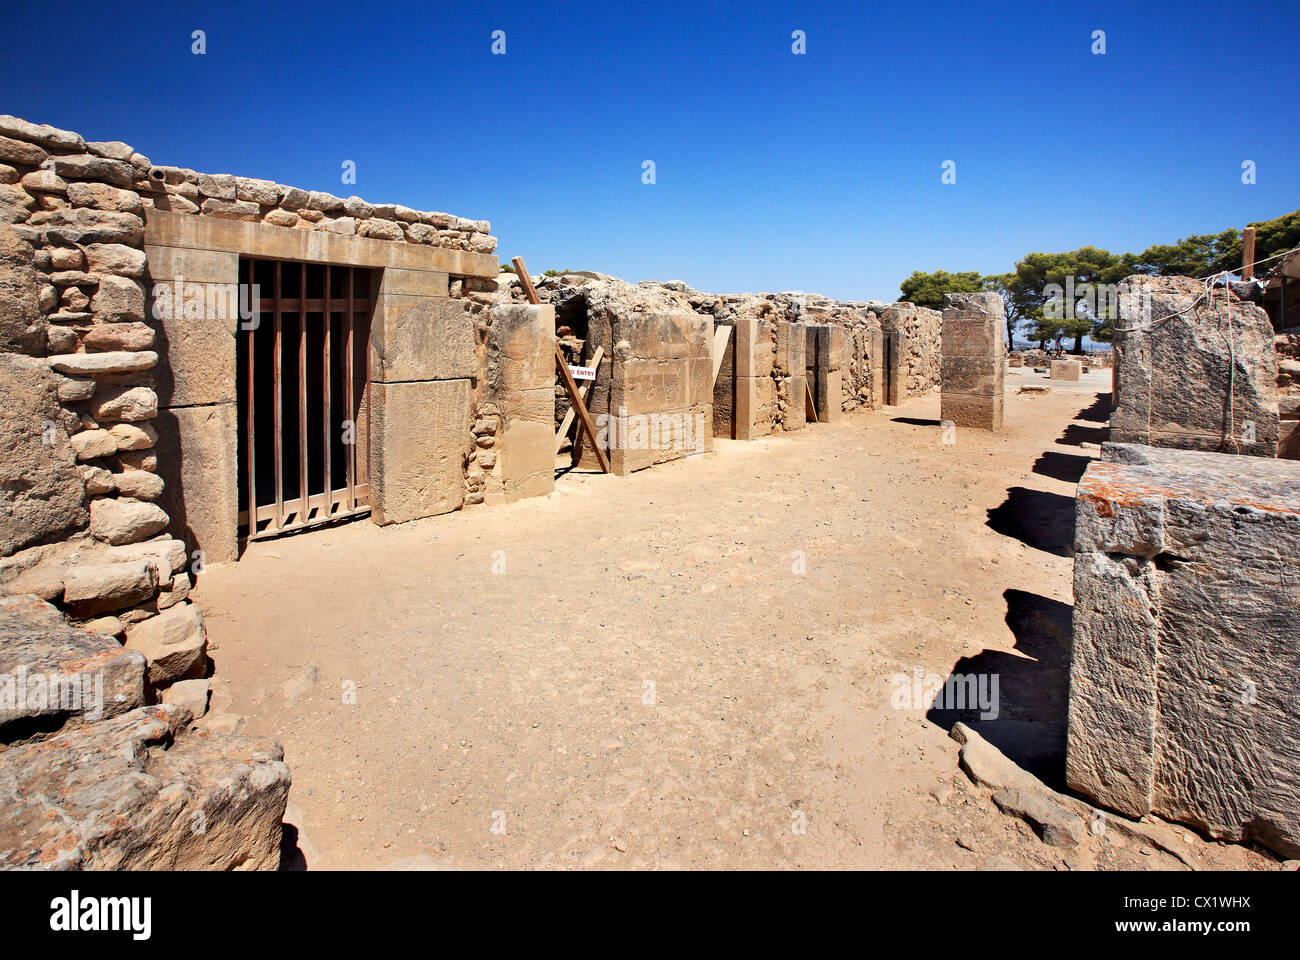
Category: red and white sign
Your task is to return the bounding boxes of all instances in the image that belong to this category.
[568,365,597,381]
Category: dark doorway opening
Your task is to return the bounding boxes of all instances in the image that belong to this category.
[236,259,376,543]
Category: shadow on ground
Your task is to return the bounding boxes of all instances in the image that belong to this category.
[986,487,1075,556]
[927,589,1073,788]
[1032,451,1092,484]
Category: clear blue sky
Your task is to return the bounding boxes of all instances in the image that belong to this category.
[3,0,1295,301]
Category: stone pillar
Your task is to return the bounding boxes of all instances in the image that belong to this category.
[940,292,1004,430]
[869,327,884,409]
[486,303,556,503]
[368,282,475,523]
[144,245,241,563]
[804,325,843,422]
[776,320,806,430]
[1050,358,1081,381]
[730,316,773,440]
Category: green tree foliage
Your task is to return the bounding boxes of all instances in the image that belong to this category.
[982,273,1026,350]
[1010,248,1129,352]
[898,270,984,309]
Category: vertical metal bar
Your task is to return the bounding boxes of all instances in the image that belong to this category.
[298,261,308,521]
[273,260,284,529]
[245,259,257,536]
[323,266,332,514]
[345,268,355,511]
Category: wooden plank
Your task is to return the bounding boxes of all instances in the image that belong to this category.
[1243,226,1257,280]
[711,324,732,387]
[298,262,308,520]
[555,345,604,453]
[510,256,539,304]
[805,379,818,422]
[273,260,284,530]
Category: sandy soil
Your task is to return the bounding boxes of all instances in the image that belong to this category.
[193,368,1277,870]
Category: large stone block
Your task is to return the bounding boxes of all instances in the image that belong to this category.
[148,279,239,407]
[0,222,44,354]
[0,703,289,869]
[369,379,469,524]
[1112,275,1278,456]
[154,403,238,564]
[1067,443,1300,858]
[0,355,88,557]
[941,292,1004,431]
[1050,359,1081,381]
[369,295,476,383]
[497,386,555,502]
[490,303,554,393]
[0,594,145,735]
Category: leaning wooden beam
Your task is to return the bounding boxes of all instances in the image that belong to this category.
[512,256,610,474]
[555,345,604,453]
[711,324,732,387]
[1243,226,1257,281]
[805,380,819,422]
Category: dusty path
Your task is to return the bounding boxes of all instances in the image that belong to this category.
[195,370,1274,870]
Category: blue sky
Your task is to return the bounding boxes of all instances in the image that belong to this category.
[2,0,1295,301]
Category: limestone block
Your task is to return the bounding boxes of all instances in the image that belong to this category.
[941,292,1004,431]
[734,376,775,440]
[498,386,555,503]
[1050,359,1081,381]
[1112,275,1277,456]
[89,497,169,546]
[369,295,476,383]
[369,379,470,524]
[490,303,554,392]
[0,222,44,354]
[124,602,207,687]
[0,703,289,870]
[62,560,159,616]
[0,354,88,557]
[0,594,145,733]
[154,404,238,564]
[1067,443,1300,858]
[148,280,238,406]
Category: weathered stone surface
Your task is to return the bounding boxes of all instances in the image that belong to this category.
[66,181,143,215]
[0,222,44,354]
[81,321,154,351]
[112,470,164,501]
[46,154,134,188]
[1050,358,1081,381]
[0,355,87,556]
[36,207,144,245]
[992,788,1085,847]
[62,560,159,616]
[941,292,1004,430]
[82,242,146,278]
[1112,275,1278,456]
[0,134,47,167]
[154,404,238,564]
[1068,443,1300,858]
[48,350,156,376]
[148,281,237,406]
[108,422,157,451]
[90,274,146,322]
[369,379,469,524]
[123,602,206,687]
[89,497,169,546]
[0,594,145,734]
[0,116,83,152]
[487,305,556,503]
[89,385,158,422]
[0,703,289,870]
[69,428,117,461]
[369,296,476,383]
[162,678,209,717]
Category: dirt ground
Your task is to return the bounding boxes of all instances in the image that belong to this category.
[194,367,1278,871]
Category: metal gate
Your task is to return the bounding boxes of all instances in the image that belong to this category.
[237,259,375,540]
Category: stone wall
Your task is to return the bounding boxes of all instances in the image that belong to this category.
[941,291,1005,430]
[1112,275,1278,457]
[504,273,939,447]
[1068,443,1300,858]
[0,114,509,701]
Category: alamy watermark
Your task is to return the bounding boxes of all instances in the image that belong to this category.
[0,667,104,722]
[890,666,999,720]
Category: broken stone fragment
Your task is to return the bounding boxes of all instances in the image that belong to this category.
[49,349,157,376]
[89,497,169,545]
[112,470,164,500]
[89,274,145,322]
[123,601,207,687]
[161,678,210,717]
[62,560,160,616]
[0,703,289,870]
[992,788,1085,847]
[0,594,145,735]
